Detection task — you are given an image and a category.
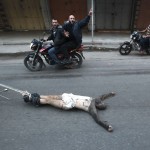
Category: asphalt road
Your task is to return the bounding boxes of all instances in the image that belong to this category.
[0,51,150,150]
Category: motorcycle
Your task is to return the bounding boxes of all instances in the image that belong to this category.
[119,31,150,55]
[24,39,84,71]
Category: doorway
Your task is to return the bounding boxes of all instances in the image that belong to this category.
[95,0,135,30]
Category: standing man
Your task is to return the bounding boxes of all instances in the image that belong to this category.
[58,9,92,63]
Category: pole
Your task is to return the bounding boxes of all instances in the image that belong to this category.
[91,0,94,45]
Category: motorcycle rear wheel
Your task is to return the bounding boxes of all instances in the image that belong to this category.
[119,42,132,55]
[24,53,43,71]
[64,53,83,69]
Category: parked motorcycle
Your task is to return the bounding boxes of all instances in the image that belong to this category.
[119,31,150,55]
[24,39,84,71]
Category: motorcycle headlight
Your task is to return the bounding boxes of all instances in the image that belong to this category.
[30,43,33,49]
[30,42,38,50]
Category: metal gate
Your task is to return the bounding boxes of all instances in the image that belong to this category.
[49,0,87,25]
[1,0,45,31]
[95,0,134,30]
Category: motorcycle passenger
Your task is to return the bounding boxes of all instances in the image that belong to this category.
[139,24,150,51]
[58,9,92,63]
[47,19,67,64]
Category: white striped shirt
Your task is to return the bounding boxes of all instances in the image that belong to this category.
[146,25,150,35]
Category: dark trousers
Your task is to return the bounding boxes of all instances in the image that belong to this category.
[59,41,77,59]
[48,47,60,63]
[140,37,150,49]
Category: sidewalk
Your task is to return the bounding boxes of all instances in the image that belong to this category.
[0,31,130,54]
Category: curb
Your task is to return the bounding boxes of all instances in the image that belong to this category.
[0,41,123,46]
[0,47,119,57]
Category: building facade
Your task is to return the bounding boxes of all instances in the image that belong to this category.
[0,0,149,31]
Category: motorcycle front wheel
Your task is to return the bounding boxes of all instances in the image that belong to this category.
[119,42,132,55]
[24,53,43,71]
[64,52,83,69]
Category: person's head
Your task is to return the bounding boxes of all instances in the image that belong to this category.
[68,15,75,24]
[51,19,58,28]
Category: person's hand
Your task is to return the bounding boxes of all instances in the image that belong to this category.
[88,8,92,16]
[64,31,69,37]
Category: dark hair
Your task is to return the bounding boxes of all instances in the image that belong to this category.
[52,19,58,21]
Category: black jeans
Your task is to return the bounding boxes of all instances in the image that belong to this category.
[59,41,77,59]
[140,37,150,49]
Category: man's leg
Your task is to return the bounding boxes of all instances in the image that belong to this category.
[59,41,77,62]
[144,37,150,49]
[48,47,62,64]
[23,93,72,110]
[140,38,149,50]
[40,95,67,109]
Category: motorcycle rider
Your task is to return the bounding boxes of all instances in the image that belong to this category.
[22,91,116,132]
[139,24,150,51]
[46,19,67,64]
[57,9,92,63]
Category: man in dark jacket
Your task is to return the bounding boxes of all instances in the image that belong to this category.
[59,9,92,63]
[73,11,92,48]
[47,19,67,64]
